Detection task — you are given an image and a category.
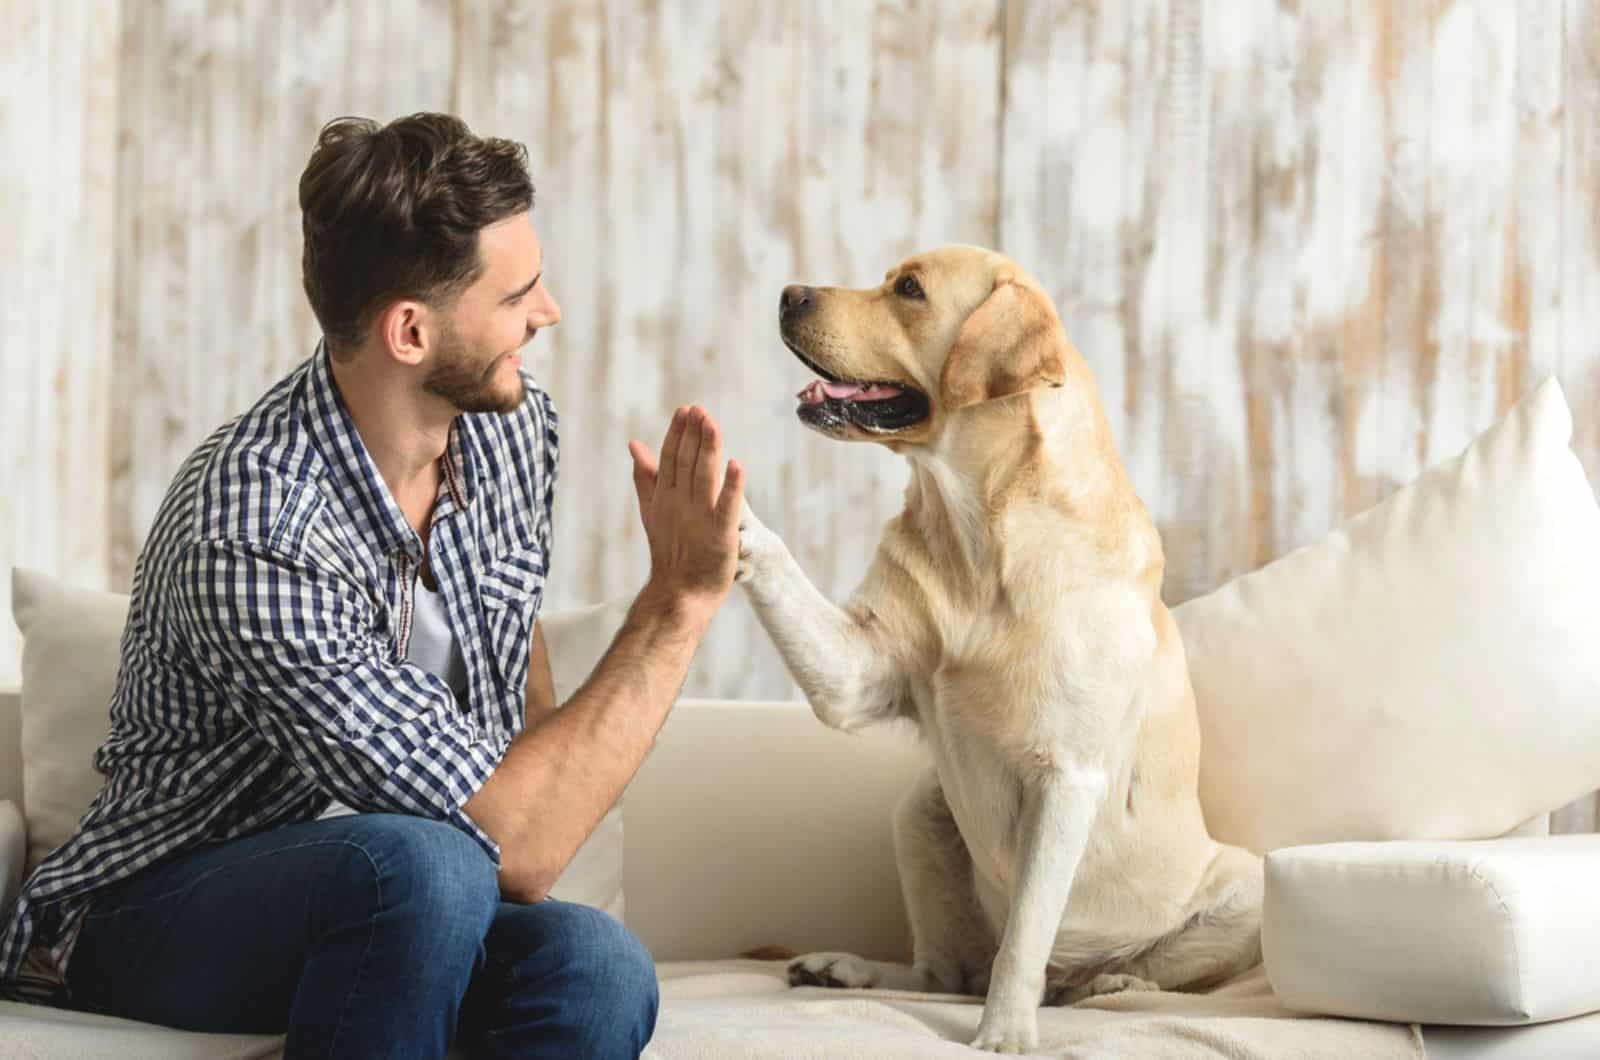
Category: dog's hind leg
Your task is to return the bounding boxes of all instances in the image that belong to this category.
[1054,844,1263,1002]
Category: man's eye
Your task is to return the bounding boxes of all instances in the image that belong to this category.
[895,275,925,300]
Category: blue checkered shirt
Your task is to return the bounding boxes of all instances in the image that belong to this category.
[0,343,558,1001]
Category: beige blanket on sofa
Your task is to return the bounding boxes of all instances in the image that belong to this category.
[0,959,1425,1059]
[648,959,1426,1059]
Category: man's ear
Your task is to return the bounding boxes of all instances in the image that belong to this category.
[938,273,1068,411]
[377,300,428,367]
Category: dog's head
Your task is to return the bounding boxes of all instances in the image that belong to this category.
[779,245,1072,446]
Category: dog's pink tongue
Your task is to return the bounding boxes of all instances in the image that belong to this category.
[820,381,902,401]
[796,380,903,403]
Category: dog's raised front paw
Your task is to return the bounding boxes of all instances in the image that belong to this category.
[787,952,877,989]
[736,499,781,584]
[970,998,1039,1054]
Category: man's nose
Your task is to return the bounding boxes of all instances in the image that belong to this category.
[780,285,814,321]
[530,290,560,328]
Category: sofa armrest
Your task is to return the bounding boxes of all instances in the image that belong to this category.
[1264,834,1600,1026]
[0,800,25,911]
[620,699,926,963]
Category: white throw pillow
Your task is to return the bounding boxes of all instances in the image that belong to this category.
[10,568,633,918]
[1174,378,1600,853]
[11,569,128,874]
[1264,835,1600,1025]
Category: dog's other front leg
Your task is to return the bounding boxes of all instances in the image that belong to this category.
[737,501,905,730]
[972,769,1103,1054]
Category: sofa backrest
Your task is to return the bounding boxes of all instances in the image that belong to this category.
[0,681,922,962]
[0,680,1556,962]
[623,698,925,962]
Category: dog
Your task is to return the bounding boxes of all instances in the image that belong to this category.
[734,245,1264,1053]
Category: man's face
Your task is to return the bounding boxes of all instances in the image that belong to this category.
[423,212,560,414]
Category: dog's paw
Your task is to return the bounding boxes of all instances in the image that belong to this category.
[735,499,782,584]
[787,952,877,989]
[970,999,1039,1054]
[1048,972,1162,1006]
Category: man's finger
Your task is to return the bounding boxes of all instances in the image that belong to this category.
[715,459,745,531]
[674,406,703,499]
[659,407,687,490]
[692,416,721,503]
[628,441,657,511]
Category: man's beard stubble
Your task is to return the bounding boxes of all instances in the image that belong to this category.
[422,322,528,415]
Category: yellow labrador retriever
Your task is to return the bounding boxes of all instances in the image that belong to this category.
[735,245,1263,1053]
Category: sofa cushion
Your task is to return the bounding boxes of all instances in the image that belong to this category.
[8,568,628,917]
[11,569,128,874]
[1174,378,1600,853]
[1263,834,1600,1025]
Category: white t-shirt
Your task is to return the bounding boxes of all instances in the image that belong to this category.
[317,576,467,820]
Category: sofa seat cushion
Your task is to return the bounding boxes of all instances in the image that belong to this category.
[0,999,283,1060]
[644,959,1424,1058]
[1264,834,1600,1025]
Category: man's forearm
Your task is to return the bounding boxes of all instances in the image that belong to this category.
[464,581,711,901]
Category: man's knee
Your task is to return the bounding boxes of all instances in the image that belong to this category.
[498,901,659,1050]
[316,814,499,950]
[565,904,657,1001]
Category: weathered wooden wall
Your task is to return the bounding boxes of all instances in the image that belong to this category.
[1,0,120,683]
[4,2,1599,844]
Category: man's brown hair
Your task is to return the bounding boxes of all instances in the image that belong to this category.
[299,112,534,355]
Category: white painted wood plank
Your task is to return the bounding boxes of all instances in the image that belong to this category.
[1562,0,1600,488]
[1514,0,1565,398]
[0,0,118,685]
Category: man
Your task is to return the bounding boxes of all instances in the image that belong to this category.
[0,112,743,1058]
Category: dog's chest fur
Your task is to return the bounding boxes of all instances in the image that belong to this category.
[903,576,1148,892]
[891,475,1156,896]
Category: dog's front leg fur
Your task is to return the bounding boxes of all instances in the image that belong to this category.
[737,501,904,729]
[972,768,1104,1053]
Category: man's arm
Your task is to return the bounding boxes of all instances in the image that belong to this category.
[466,405,743,902]
[526,620,557,724]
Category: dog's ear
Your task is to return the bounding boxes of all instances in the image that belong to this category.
[938,273,1068,411]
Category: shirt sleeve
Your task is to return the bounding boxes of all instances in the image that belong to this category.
[171,536,504,863]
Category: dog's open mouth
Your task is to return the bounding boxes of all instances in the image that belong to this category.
[785,336,930,434]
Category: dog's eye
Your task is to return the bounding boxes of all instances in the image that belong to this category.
[894,274,925,301]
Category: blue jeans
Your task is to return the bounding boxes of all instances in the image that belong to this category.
[62,813,658,1059]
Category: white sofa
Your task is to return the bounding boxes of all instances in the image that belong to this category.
[5,377,1600,1057]
[1,685,1600,1059]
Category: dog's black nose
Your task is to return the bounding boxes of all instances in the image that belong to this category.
[780,285,814,319]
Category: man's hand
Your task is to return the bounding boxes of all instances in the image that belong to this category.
[627,405,744,619]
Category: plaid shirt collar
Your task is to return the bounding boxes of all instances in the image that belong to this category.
[304,341,476,563]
